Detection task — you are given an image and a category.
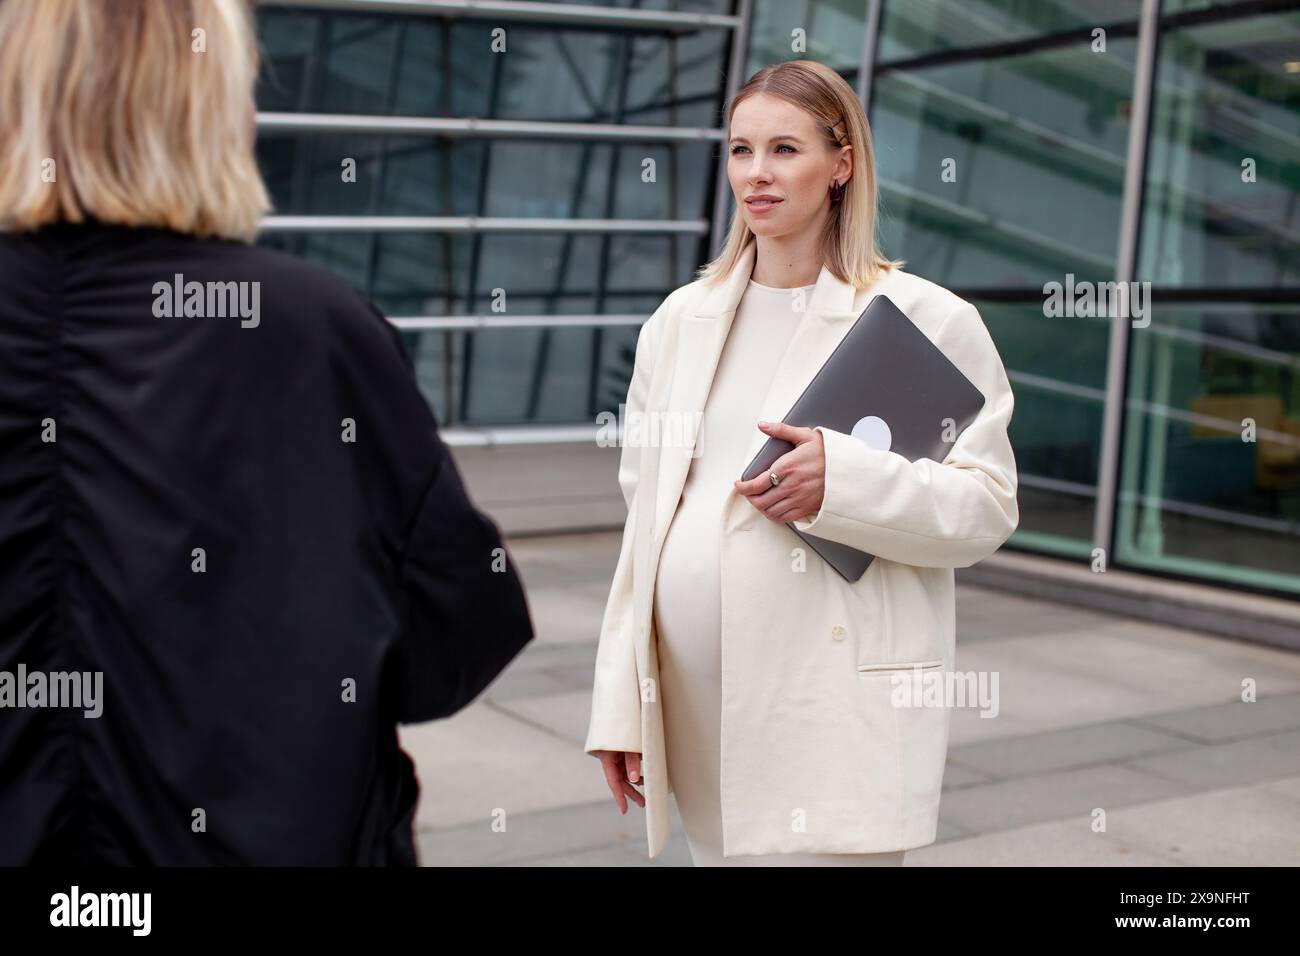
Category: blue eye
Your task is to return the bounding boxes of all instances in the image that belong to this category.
[729,144,796,155]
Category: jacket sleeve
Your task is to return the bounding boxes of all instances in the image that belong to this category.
[340,296,534,724]
[583,295,668,755]
[790,299,1019,568]
[393,436,536,723]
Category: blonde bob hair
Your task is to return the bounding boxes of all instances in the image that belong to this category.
[698,59,902,288]
[0,0,270,242]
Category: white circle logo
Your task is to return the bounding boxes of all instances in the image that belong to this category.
[851,415,892,451]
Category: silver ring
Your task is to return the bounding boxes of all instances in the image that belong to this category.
[768,470,781,487]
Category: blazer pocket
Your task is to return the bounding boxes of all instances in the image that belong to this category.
[857,659,944,674]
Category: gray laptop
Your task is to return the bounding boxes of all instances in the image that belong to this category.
[740,293,986,582]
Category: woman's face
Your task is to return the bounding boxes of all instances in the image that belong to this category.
[727,93,850,240]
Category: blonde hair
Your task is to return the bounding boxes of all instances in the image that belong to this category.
[0,0,270,242]
[698,59,902,287]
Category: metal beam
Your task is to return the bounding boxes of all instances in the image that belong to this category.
[440,423,601,446]
[391,314,644,330]
[262,0,741,32]
[256,112,726,142]
[259,215,709,232]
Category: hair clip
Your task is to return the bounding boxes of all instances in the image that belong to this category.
[824,119,850,146]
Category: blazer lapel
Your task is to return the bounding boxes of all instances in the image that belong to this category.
[733,261,868,474]
[651,245,752,539]
[651,241,874,543]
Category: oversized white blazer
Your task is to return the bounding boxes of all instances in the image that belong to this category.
[584,239,1019,858]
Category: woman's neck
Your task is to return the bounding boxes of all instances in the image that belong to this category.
[750,233,822,289]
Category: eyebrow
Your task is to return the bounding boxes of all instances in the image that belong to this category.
[729,134,806,145]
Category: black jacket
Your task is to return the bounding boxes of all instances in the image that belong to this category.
[0,221,534,865]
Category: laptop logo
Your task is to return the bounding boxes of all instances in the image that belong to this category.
[851,415,892,451]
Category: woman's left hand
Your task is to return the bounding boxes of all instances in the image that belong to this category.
[733,421,826,523]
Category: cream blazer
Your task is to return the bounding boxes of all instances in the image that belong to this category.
[584,240,1019,858]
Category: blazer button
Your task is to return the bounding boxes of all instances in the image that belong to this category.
[831,625,846,641]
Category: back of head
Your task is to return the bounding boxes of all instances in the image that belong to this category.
[0,0,269,241]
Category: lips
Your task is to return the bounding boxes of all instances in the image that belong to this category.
[746,196,783,209]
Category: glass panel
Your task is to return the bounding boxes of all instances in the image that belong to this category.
[871,0,1146,557]
[256,8,727,126]
[1115,304,1300,594]
[1162,0,1263,14]
[406,320,648,427]
[1138,11,1300,289]
[255,3,729,429]
[256,135,716,220]
[527,0,730,10]
[871,26,1135,289]
[1118,6,1300,594]
[454,233,695,424]
[257,231,701,425]
[256,11,322,112]
[258,232,697,314]
[878,0,1140,61]
[746,0,873,79]
[317,17,404,115]
[973,301,1112,557]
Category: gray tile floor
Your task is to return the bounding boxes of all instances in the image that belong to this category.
[400,531,1300,866]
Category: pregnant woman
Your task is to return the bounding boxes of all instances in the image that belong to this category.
[585,60,1019,865]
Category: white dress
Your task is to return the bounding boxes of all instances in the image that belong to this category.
[653,278,906,867]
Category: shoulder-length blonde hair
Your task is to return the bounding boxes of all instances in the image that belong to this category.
[697,59,901,287]
[0,0,270,242]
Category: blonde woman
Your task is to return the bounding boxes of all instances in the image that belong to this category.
[586,61,1019,866]
[0,0,533,865]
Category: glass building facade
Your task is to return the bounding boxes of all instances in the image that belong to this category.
[254,0,1300,599]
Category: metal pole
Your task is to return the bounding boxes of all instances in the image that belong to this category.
[1093,0,1162,563]
[858,0,885,114]
[709,0,753,258]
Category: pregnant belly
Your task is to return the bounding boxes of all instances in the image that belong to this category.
[653,488,722,682]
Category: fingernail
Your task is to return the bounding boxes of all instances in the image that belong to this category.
[758,420,768,427]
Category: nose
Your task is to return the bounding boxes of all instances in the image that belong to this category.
[745,155,772,184]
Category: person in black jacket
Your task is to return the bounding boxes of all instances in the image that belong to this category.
[0,0,534,865]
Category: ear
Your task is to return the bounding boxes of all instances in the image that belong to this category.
[836,145,853,184]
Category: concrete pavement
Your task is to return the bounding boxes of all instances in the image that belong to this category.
[400,531,1300,866]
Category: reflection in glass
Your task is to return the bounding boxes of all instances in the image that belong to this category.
[254,3,727,430]
[1116,305,1300,593]
[972,302,1112,557]
[745,0,870,78]
[871,40,1136,289]
[256,7,727,127]
[877,0,1140,60]
[1139,12,1300,288]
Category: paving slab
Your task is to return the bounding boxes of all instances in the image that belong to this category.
[400,532,1300,866]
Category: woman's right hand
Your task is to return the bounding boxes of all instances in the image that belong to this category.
[593,750,645,814]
